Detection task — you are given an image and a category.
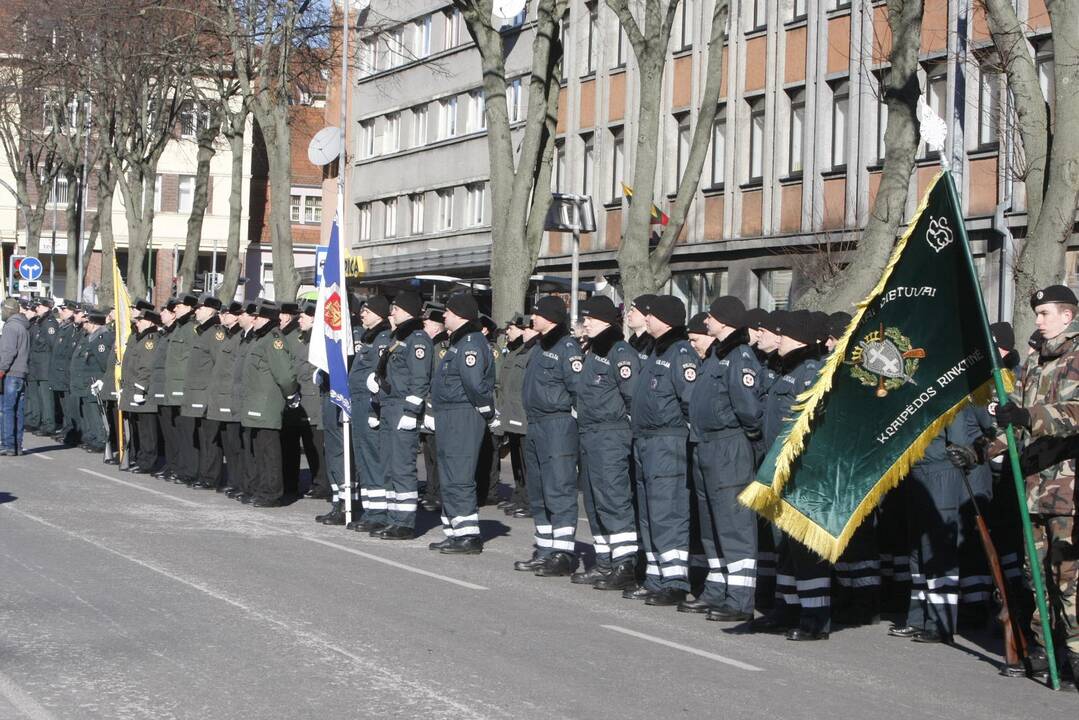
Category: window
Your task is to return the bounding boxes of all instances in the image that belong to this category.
[507,78,523,123]
[412,105,428,146]
[615,28,627,68]
[748,98,765,182]
[388,27,406,68]
[384,113,401,153]
[290,194,302,222]
[560,10,570,81]
[978,67,1000,148]
[178,175,195,214]
[554,139,566,192]
[444,7,462,49]
[791,0,807,21]
[413,16,432,58]
[711,106,726,187]
[410,193,425,235]
[437,189,454,230]
[361,38,377,75]
[831,80,849,169]
[922,65,946,158]
[468,90,486,132]
[49,176,69,205]
[1036,44,1055,111]
[180,102,209,139]
[679,0,694,50]
[749,0,766,31]
[788,89,805,175]
[584,3,598,75]
[674,114,691,191]
[831,0,852,10]
[291,189,322,225]
[384,198,397,238]
[359,203,371,241]
[439,96,458,139]
[360,120,375,158]
[663,270,728,316]
[874,74,889,164]
[304,195,321,224]
[609,127,624,202]
[581,133,594,196]
[755,268,793,311]
[152,175,162,212]
[467,183,486,226]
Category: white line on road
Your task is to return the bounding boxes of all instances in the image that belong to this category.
[298,535,489,591]
[78,468,201,507]
[27,452,53,460]
[601,625,764,672]
[0,669,60,720]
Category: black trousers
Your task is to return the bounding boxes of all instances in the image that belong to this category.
[505,433,527,506]
[281,422,321,497]
[247,426,283,502]
[221,421,244,491]
[175,414,199,481]
[132,412,159,470]
[199,418,224,487]
[158,406,179,473]
[475,430,500,504]
[421,432,439,504]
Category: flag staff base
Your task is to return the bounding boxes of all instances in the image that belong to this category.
[343,419,353,525]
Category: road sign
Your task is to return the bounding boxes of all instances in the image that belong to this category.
[18,256,43,281]
[314,246,329,287]
[18,280,41,293]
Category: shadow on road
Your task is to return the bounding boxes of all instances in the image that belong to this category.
[0,492,17,504]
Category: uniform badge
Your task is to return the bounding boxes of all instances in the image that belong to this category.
[98,344,106,353]
[848,324,926,398]
[683,366,697,382]
[464,352,477,367]
[437,348,447,359]
[145,340,154,350]
[742,370,756,387]
[570,359,583,373]
[415,346,426,359]
[987,401,997,416]
[619,365,632,379]
[273,338,284,350]
[48,327,55,335]
[215,330,225,341]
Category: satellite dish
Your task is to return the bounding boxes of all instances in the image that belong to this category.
[308,126,343,167]
[493,0,527,21]
[352,0,370,12]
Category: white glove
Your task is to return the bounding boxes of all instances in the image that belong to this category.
[397,414,417,431]
[90,379,104,396]
[488,416,502,433]
[365,373,380,394]
[312,369,322,385]
[132,393,146,405]
[423,414,435,431]
[570,407,577,419]
[368,416,380,429]
[287,393,301,409]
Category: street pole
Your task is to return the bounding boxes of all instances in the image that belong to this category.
[340,0,353,525]
[50,177,57,297]
[570,201,580,323]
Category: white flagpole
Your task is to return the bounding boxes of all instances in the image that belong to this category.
[339,0,353,525]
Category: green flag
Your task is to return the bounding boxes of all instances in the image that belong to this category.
[740,170,1006,562]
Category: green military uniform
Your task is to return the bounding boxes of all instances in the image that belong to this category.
[240,317,298,505]
[183,313,225,489]
[99,321,117,459]
[77,324,110,452]
[120,325,160,472]
[66,323,91,445]
[48,318,78,441]
[227,326,257,498]
[163,311,197,482]
[28,312,59,434]
[281,319,321,497]
[207,322,245,493]
[150,323,175,477]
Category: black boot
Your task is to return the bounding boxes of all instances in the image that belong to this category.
[440,537,484,555]
[316,501,344,525]
[534,552,578,577]
[593,561,637,591]
[570,566,609,586]
[514,552,545,572]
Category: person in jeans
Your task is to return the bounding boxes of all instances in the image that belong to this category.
[0,298,33,455]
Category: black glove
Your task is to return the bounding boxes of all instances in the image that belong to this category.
[945,444,979,471]
[745,428,762,442]
[995,403,1031,429]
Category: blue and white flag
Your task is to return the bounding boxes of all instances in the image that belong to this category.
[309,214,353,418]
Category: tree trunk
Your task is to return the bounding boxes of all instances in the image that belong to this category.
[118,164,160,300]
[178,128,218,292]
[255,106,298,301]
[97,169,117,301]
[64,168,83,300]
[23,185,48,264]
[219,129,246,302]
[794,0,923,312]
[1009,0,1079,341]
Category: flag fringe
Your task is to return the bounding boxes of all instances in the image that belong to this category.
[740,376,1003,562]
[769,171,946,498]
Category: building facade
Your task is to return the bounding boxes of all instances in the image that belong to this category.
[344,0,1068,318]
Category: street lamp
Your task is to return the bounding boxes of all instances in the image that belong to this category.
[544,193,596,321]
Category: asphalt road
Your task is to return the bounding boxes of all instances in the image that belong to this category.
[0,435,1074,720]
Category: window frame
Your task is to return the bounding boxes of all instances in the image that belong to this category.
[830,80,850,170]
[711,105,727,188]
[384,197,398,238]
[747,98,765,183]
[787,88,805,176]
[609,127,625,203]
[437,189,454,231]
[177,174,196,214]
[410,193,425,235]
[359,203,372,241]
[581,132,595,197]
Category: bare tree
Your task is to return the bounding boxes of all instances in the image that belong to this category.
[606,0,730,301]
[178,98,225,293]
[456,0,567,323]
[981,0,1079,340]
[216,0,332,302]
[216,80,251,303]
[794,0,924,312]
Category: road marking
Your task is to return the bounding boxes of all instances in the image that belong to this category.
[601,625,764,672]
[299,535,488,591]
[0,669,60,720]
[27,452,53,460]
[1,506,499,719]
[78,468,201,508]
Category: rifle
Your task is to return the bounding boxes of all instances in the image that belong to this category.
[957,468,1028,676]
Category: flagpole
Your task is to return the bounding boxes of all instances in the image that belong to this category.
[944,171,1061,690]
[339,0,354,526]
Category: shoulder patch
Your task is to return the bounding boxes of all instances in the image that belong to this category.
[48,327,55,335]
[98,344,106,353]
[742,369,756,387]
[273,338,284,350]
[145,340,155,350]
[464,352,477,367]
[215,329,225,341]
[683,366,697,382]
[619,365,632,379]
[570,359,583,373]
[437,347,448,359]
[415,345,426,359]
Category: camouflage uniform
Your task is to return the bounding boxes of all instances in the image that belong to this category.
[993,318,1079,656]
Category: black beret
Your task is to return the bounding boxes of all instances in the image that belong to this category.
[224,301,245,315]
[364,295,390,318]
[256,299,280,320]
[178,293,199,307]
[62,299,79,311]
[423,306,445,324]
[708,296,746,327]
[766,310,788,335]
[35,297,55,309]
[532,295,568,324]
[810,311,831,344]
[632,294,658,313]
[445,292,480,322]
[392,291,423,318]
[1030,284,1078,309]
[479,314,498,335]
[828,311,852,339]
[782,310,818,345]
[164,297,179,311]
[197,293,222,311]
[649,295,686,328]
[579,295,621,325]
[687,311,710,335]
[744,308,768,330]
[86,310,108,324]
[279,301,300,315]
[243,301,258,315]
[507,312,528,329]
[142,311,162,325]
[990,321,1015,352]
[132,299,154,312]
[301,300,317,317]
[348,294,365,317]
